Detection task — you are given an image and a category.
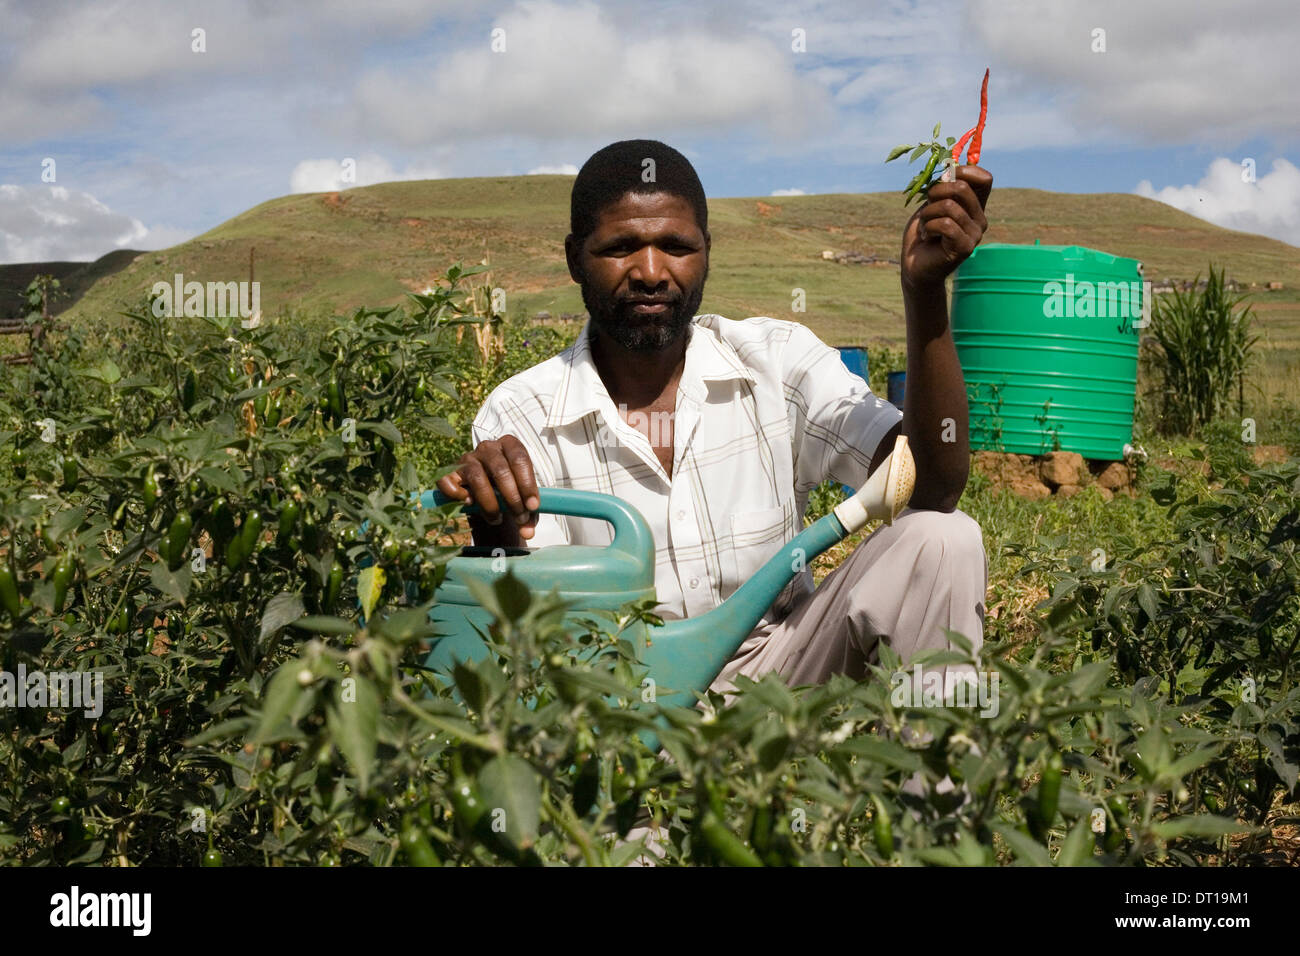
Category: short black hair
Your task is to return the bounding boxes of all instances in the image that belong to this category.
[569,139,708,247]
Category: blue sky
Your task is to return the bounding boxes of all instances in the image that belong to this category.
[2,0,1298,263]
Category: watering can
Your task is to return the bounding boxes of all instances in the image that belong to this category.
[416,434,916,715]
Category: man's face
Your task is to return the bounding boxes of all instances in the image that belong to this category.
[565,191,709,352]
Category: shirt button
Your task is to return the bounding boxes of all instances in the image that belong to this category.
[676,509,686,520]
[689,577,700,589]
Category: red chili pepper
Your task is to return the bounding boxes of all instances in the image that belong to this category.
[951,125,977,167]
[966,68,989,164]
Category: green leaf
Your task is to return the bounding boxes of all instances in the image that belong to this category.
[908,144,930,163]
[253,663,307,743]
[357,419,404,444]
[1055,817,1094,866]
[476,754,541,850]
[327,674,379,791]
[357,565,386,622]
[885,144,912,162]
[150,560,191,604]
[259,591,305,645]
[292,615,358,635]
[932,121,941,138]
[1137,583,1159,622]
[994,823,1051,865]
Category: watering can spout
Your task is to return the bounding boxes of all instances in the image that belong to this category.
[641,435,916,707]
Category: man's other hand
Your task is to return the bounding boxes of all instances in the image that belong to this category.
[437,435,540,546]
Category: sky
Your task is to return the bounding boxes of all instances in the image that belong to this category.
[2,0,1299,263]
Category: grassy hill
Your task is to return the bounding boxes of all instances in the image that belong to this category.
[50,175,1300,407]
[0,248,141,319]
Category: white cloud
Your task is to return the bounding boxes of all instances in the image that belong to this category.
[526,164,578,175]
[965,0,1300,144]
[288,153,445,193]
[343,0,835,146]
[1134,157,1300,247]
[770,188,806,196]
[0,184,175,262]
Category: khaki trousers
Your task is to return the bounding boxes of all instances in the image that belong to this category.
[706,506,989,702]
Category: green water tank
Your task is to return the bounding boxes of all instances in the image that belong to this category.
[951,241,1143,459]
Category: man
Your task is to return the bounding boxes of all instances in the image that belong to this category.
[438,139,991,703]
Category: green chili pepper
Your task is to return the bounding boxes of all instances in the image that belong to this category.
[413,377,427,402]
[142,466,160,511]
[182,369,197,409]
[239,510,263,557]
[0,565,22,620]
[327,375,344,424]
[277,501,300,546]
[573,755,600,817]
[165,511,193,570]
[872,795,894,859]
[107,606,129,635]
[905,149,944,205]
[208,497,234,552]
[253,393,268,422]
[51,554,76,614]
[699,810,762,867]
[12,447,26,480]
[1037,752,1063,829]
[61,457,78,491]
[450,751,486,833]
[400,814,442,867]
[324,559,344,613]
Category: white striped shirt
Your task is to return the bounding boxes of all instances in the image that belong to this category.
[472,314,902,632]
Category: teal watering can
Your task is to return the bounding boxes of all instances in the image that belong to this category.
[416,435,917,715]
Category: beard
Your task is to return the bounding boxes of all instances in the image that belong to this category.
[582,270,706,353]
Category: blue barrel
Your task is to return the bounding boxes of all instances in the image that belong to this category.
[837,348,869,497]
[887,370,906,407]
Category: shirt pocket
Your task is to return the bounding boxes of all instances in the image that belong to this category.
[722,506,790,601]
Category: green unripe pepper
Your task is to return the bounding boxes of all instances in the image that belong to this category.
[107,606,129,634]
[324,559,343,613]
[13,446,27,480]
[142,465,160,511]
[240,510,263,556]
[699,810,762,867]
[202,848,224,867]
[0,565,22,620]
[1037,752,1063,830]
[51,554,76,614]
[277,501,300,546]
[449,752,486,833]
[400,814,441,867]
[208,497,234,551]
[61,457,78,491]
[872,795,894,860]
[182,369,198,409]
[165,511,193,570]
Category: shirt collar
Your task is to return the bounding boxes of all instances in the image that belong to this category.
[544,314,756,429]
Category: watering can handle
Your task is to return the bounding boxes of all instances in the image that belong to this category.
[415,487,655,562]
